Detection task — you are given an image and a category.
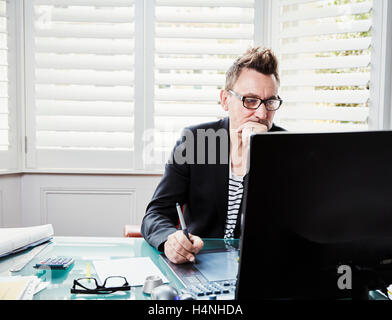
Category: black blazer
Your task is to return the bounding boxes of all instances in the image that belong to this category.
[141,117,285,251]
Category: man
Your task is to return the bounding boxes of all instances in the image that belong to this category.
[141,47,285,264]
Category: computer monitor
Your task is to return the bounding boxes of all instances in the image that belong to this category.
[236,131,392,300]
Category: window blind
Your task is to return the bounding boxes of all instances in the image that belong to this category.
[0,0,17,170]
[273,0,372,132]
[152,0,256,157]
[25,0,135,170]
[0,0,8,154]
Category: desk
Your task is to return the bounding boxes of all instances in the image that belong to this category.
[0,237,239,300]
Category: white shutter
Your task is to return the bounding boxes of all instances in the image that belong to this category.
[0,0,8,154]
[25,0,136,170]
[0,0,17,171]
[273,0,373,132]
[152,0,256,158]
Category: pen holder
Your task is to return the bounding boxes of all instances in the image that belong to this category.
[142,275,163,295]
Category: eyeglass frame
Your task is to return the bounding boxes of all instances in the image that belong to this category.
[70,276,131,294]
[228,89,283,111]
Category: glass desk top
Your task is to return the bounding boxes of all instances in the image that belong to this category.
[0,237,239,300]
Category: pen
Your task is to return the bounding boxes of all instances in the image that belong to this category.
[176,203,190,240]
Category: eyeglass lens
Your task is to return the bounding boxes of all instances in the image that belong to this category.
[103,276,127,288]
[75,278,99,290]
[243,97,280,110]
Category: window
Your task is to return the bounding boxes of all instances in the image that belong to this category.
[18,0,389,173]
[24,0,136,171]
[272,0,373,132]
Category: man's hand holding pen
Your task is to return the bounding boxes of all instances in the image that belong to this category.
[163,203,204,264]
[164,230,204,264]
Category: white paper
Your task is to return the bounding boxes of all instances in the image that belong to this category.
[0,224,54,257]
[19,276,42,300]
[93,257,168,287]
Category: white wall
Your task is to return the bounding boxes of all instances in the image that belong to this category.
[0,174,162,237]
[0,174,22,227]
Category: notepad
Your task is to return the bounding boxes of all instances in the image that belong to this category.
[0,276,45,300]
[93,257,169,287]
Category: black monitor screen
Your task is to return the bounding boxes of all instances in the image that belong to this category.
[237,131,392,300]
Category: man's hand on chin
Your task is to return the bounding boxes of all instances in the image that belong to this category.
[236,120,269,149]
[230,120,269,176]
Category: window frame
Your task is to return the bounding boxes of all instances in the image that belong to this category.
[369,0,392,130]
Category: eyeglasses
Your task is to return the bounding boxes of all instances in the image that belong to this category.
[70,276,130,294]
[228,90,283,111]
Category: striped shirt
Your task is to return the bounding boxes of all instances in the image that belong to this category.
[224,169,244,239]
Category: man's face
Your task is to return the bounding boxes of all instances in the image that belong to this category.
[220,68,279,130]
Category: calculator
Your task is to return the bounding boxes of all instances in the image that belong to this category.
[34,257,74,270]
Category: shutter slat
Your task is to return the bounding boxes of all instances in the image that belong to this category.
[276,106,368,122]
[37,116,134,132]
[36,85,134,101]
[36,38,134,54]
[156,42,249,55]
[0,97,7,113]
[0,114,7,129]
[36,53,134,70]
[36,69,134,86]
[0,129,8,145]
[0,1,5,18]
[155,103,225,117]
[280,3,372,22]
[279,0,320,5]
[35,23,134,39]
[0,68,7,81]
[280,55,371,71]
[36,100,134,117]
[37,132,133,148]
[34,0,134,6]
[0,18,6,32]
[0,50,6,66]
[155,58,232,70]
[156,73,225,86]
[156,27,253,40]
[42,7,135,23]
[281,19,372,39]
[280,37,371,54]
[281,90,369,104]
[156,12,253,23]
[0,82,7,97]
[156,0,254,7]
[156,89,220,102]
[277,120,368,133]
[281,73,370,87]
